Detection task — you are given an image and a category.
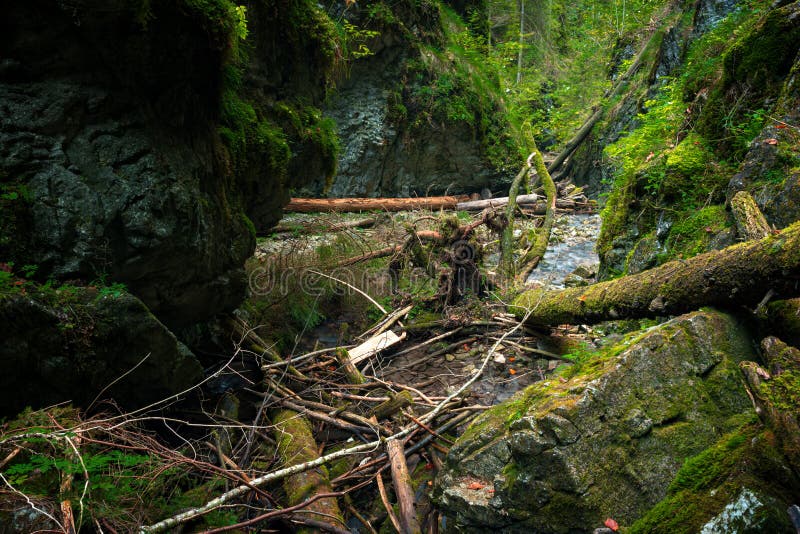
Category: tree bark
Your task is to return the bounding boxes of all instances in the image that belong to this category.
[285,196,468,213]
[512,220,800,326]
[500,156,533,279]
[730,190,771,241]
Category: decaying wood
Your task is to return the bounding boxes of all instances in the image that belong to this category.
[513,220,800,326]
[335,348,366,385]
[272,409,345,533]
[349,331,405,365]
[285,196,468,213]
[386,438,422,534]
[455,193,538,211]
[456,196,593,212]
[730,190,771,241]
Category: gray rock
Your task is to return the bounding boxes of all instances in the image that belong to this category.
[0,1,255,328]
[435,310,755,532]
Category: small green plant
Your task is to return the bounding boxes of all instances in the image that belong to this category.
[98,282,127,299]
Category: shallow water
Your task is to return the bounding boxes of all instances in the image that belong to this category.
[525,213,602,288]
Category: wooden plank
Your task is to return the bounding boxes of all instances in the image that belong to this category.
[349,331,404,364]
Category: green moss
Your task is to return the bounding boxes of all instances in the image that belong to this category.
[630,422,797,534]
[663,205,731,260]
[665,133,710,178]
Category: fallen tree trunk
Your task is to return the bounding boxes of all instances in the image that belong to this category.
[285,196,468,213]
[273,409,344,533]
[456,193,538,211]
[512,220,800,326]
[386,438,422,534]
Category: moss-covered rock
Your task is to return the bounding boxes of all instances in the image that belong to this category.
[629,423,798,533]
[0,285,202,416]
[309,1,517,197]
[435,310,755,532]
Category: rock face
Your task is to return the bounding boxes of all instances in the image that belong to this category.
[568,0,740,197]
[306,2,513,197]
[0,0,254,328]
[0,289,202,416]
[435,310,755,532]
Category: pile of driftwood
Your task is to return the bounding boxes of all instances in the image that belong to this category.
[132,300,572,533]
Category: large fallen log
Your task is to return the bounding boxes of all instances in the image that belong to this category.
[285,196,468,213]
[511,221,800,326]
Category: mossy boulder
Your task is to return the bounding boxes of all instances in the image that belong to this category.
[630,423,798,533]
[0,287,202,416]
[435,310,755,532]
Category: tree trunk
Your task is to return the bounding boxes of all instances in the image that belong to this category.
[285,196,468,213]
[500,156,533,279]
[517,148,557,282]
[512,220,800,325]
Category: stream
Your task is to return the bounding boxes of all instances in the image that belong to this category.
[526,212,602,288]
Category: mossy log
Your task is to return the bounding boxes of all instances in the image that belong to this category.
[512,220,800,325]
[517,148,557,282]
[730,190,771,240]
[370,390,414,420]
[272,409,344,533]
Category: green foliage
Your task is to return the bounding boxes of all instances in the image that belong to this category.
[0,406,231,531]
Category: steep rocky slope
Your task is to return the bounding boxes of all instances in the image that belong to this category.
[308,0,518,197]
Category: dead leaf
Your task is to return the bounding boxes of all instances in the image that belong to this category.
[604,518,619,531]
[765,138,779,145]
[466,481,484,490]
